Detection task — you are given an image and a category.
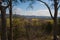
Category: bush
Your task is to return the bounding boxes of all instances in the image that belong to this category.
[45,22,52,34]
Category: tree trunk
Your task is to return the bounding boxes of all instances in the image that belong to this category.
[53,19,58,40]
[53,0,58,40]
[8,0,13,40]
[1,7,7,40]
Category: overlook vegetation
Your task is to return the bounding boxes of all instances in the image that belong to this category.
[0,0,60,40]
[0,16,60,40]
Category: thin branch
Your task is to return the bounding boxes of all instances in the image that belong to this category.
[58,4,60,10]
[38,0,54,19]
[5,4,9,9]
[0,1,2,10]
[5,0,10,9]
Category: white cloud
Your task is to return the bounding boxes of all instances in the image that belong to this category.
[13,7,60,17]
[13,8,23,14]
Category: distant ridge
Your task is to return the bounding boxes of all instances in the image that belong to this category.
[21,15,51,19]
[0,14,60,19]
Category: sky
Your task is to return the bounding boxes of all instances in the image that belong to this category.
[12,0,60,16]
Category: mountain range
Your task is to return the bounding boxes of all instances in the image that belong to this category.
[0,14,60,19]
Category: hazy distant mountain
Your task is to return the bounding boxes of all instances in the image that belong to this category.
[0,14,60,19]
[21,15,51,19]
[13,14,52,19]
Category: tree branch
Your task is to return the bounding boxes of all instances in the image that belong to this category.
[5,0,10,9]
[5,4,9,9]
[38,0,54,19]
[58,4,60,10]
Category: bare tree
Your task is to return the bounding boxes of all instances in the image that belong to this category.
[37,0,60,40]
[1,6,7,40]
[8,0,13,40]
[0,0,9,40]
